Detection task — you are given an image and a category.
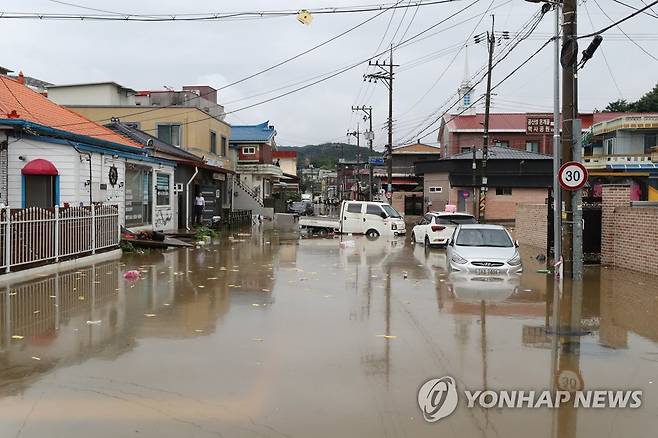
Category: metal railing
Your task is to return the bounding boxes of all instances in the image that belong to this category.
[0,204,119,273]
[582,154,654,169]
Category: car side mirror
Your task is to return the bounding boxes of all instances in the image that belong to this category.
[380,212,387,219]
[448,239,454,246]
[514,240,519,248]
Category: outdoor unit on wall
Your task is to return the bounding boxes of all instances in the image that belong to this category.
[174,183,183,193]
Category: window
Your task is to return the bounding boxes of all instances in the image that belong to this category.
[495,140,509,148]
[210,131,217,154]
[366,204,384,216]
[156,124,181,146]
[456,228,513,247]
[604,137,616,155]
[463,94,471,106]
[460,146,472,153]
[242,146,256,155]
[347,203,362,213]
[645,134,657,153]
[496,187,513,196]
[525,141,539,153]
[155,173,171,206]
[428,186,442,193]
[221,135,227,156]
[381,204,401,218]
[436,214,477,225]
[423,213,434,225]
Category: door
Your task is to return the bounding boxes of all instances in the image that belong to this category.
[342,202,364,234]
[24,175,56,208]
[582,197,602,264]
[405,194,423,216]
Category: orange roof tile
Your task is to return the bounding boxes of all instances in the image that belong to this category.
[0,75,141,148]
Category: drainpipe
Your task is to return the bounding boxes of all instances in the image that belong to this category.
[67,141,93,205]
[185,166,199,230]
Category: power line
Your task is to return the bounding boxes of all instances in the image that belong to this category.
[578,0,658,39]
[0,0,469,21]
[591,0,658,62]
[609,0,658,19]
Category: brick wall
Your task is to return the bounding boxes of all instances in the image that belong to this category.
[601,184,658,275]
[485,187,548,221]
[514,203,548,249]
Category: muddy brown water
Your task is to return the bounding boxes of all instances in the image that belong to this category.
[1,228,656,437]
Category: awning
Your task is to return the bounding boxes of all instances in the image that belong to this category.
[392,178,419,185]
[176,159,235,174]
[21,158,58,176]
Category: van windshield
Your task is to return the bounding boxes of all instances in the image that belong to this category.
[381,205,401,218]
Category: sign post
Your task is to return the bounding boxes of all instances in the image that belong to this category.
[558,161,588,191]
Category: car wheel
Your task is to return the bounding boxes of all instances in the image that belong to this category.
[366,229,380,239]
[425,236,431,247]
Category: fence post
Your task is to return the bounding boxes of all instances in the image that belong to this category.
[116,205,121,246]
[4,206,10,273]
[91,203,96,255]
[54,205,60,262]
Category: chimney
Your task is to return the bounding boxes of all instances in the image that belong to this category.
[17,71,25,85]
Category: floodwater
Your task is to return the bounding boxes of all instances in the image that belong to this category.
[1,228,657,437]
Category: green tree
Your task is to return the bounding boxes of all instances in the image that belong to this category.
[604,83,658,113]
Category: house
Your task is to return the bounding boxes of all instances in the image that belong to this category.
[0,74,177,232]
[386,142,441,215]
[106,121,234,229]
[584,113,658,201]
[438,112,627,157]
[47,81,234,215]
[230,121,283,203]
[272,150,299,193]
[415,146,553,221]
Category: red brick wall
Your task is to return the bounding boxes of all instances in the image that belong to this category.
[514,203,548,249]
[601,184,658,275]
[447,132,553,156]
[484,187,548,221]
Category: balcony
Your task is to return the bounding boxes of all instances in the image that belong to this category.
[591,114,658,136]
[235,163,284,178]
[583,153,655,170]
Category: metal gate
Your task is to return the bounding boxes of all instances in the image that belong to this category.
[404,194,424,216]
[582,196,602,263]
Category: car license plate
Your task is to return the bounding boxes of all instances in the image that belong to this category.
[474,268,500,275]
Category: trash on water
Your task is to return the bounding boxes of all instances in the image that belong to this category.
[123,270,140,281]
[31,356,41,361]
[11,335,24,340]
[376,334,397,339]
[252,338,264,342]
[86,320,102,325]
[252,303,261,307]
[144,314,156,317]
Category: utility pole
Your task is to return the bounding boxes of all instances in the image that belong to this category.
[480,15,496,223]
[352,105,374,200]
[347,126,361,200]
[561,0,577,278]
[365,45,398,204]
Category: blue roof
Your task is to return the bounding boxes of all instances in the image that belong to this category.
[608,163,658,171]
[230,121,276,143]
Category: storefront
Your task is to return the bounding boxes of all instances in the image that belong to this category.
[124,162,175,231]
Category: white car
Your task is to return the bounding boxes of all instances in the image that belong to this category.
[446,224,522,275]
[411,212,477,247]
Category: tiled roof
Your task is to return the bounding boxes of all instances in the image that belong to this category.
[0,75,140,148]
[444,112,629,132]
[447,146,552,160]
[105,121,201,161]
[230,121,276,143]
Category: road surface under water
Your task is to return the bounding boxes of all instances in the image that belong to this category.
[0,227,657,437]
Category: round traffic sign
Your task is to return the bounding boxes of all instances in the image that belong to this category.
[558,161,588,191]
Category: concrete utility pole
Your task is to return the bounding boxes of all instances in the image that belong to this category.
[352,105,374,200]
[480,15,496,223]
[347,126,361,200]
[365,45,398,204]
[561,0,577,277]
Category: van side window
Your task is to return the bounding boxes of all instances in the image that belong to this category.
[366,204,383,216]
[347,203,362,213]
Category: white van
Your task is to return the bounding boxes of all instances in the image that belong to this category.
[299,201,406,237]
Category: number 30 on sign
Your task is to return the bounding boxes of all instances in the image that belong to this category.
[558,161,588,191]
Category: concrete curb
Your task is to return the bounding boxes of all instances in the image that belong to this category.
[0,249,123,286]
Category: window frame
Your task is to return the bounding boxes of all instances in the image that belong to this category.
[495,187,513,196]
[221,135,227,156]
[210,130,217,154]
[366,204,384,216]
[242,146,256,155]
[156,123,182,147]
[525,141,539,153]
[346,203,363,214]
[155,172,171,207]
[428,186,443,193]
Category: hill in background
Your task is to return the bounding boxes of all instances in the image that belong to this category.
[279,143,382,169]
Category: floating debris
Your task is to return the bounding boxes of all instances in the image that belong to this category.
[198,285,205,288]
[252,303,261,307]
[144,314,156,318]
[376,334,397,339]
[11,335,24,340]
[31,356,41,361]
[78,296,85,300]
[86,320,101,325]
[252,338,264,342]
[123,270,140,281]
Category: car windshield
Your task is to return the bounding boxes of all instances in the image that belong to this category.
[437,215,477,225]
[455,228,513,247]
[381,205,401,218]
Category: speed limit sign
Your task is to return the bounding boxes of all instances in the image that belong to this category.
[558,161,588,190]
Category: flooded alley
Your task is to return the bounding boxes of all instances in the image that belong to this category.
[1,229,657,437]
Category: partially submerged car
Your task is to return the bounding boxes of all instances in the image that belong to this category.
[446,224,522,275]
[411,212,477,247]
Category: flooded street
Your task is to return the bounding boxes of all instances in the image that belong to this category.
[1,228,657,437]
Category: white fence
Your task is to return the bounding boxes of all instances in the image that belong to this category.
[0,204,120,273]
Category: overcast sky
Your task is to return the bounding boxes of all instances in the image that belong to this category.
[2,0,657,150]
